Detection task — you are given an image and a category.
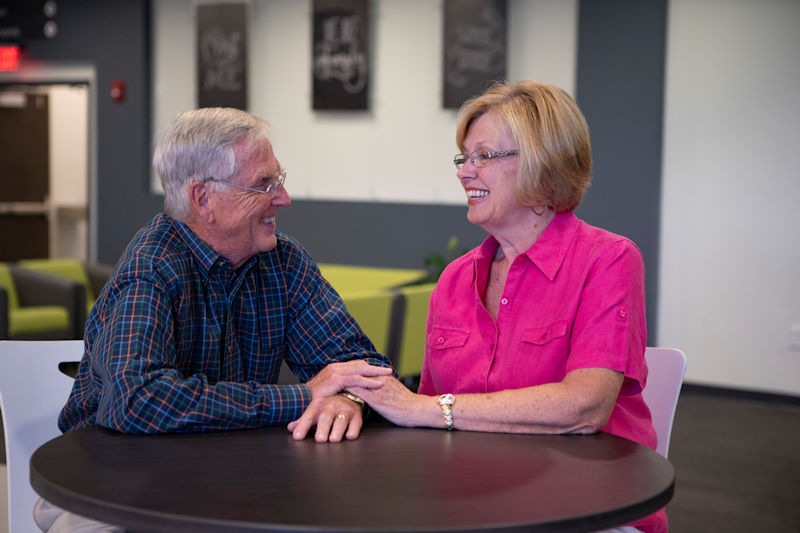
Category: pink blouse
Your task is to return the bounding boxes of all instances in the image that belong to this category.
[418,212,664,531]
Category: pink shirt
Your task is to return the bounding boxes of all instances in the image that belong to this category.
[418,212,663,531]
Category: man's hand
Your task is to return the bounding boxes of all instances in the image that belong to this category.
[287,394,365,443]
[305,360,393,399]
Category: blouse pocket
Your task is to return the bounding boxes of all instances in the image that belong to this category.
[521,319,569,346]
[427,325,470,350]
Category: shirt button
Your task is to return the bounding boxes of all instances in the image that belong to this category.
[501,298,508,305]
[438,337,445,344]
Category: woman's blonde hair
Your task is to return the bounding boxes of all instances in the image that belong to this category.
[455,80,591,212]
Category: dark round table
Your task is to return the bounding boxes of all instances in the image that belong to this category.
[30,424,673,532]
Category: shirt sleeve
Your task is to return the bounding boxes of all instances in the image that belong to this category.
[278,240,392,382]
[59,272,310,434]
[565,237,648,387]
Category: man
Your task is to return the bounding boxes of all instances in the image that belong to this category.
[35,107,392,531]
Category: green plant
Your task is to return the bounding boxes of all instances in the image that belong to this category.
[418,236,467,284]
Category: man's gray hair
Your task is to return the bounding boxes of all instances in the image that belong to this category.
[154,107,270,220]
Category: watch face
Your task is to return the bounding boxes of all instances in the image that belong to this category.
[439,394,455,406]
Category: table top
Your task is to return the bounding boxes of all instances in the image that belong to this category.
[30,424,674,533]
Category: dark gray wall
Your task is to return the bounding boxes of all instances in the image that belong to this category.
[279,200,485,269]
[576,0,667,343]
[20,0,162,264]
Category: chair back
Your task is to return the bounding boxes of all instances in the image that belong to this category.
[0,340,81,533]
[642,347,687,458]
[395,283,435,379]
[0,264,20,310]
[339,290,396,355]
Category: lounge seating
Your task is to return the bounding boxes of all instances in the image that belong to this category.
[0,263,84,340]
[18,258,113,318]
[318,263,424,294]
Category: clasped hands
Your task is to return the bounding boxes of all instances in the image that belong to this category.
[288,360,392,443]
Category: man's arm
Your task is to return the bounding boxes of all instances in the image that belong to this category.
[65,276,312,433]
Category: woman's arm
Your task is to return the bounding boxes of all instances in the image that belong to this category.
[351,366,623,434]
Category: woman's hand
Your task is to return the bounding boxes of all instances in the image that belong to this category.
[349,376,436,428]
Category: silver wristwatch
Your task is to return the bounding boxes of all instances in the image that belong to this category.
[437,393,456,430]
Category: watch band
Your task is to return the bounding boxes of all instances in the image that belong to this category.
[341,391,366,410]
[437,393,455,430]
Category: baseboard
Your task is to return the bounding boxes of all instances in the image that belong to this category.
[682,382,800,405]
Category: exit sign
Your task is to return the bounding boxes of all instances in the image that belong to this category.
[0,45,19,71]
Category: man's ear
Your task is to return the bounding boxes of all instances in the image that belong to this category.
[188,181,215,223]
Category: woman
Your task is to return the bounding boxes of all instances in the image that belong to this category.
[350,80,664,532]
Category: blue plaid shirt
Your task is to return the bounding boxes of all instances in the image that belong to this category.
[59,214,390,434]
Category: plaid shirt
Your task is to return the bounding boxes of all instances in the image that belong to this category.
[58,214,389,434]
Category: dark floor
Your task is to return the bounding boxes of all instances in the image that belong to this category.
[2,386,799,531]
[665,386,800,532]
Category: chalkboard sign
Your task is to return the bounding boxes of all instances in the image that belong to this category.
[312,0,369,110]
[443,0,507,109]
[197,3,247,109]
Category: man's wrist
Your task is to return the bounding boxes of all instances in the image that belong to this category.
[341,391,366,411]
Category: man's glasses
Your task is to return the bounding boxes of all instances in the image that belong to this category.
[453,150,518,169]
[204,170,287,199]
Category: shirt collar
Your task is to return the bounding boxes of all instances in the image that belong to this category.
[524,211,579,280]
[471,211,580,283]
[168,215,228,277]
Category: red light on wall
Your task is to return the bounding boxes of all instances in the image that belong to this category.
[0,46,19,71]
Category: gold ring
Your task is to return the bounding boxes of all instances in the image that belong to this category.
[337,413,348,420]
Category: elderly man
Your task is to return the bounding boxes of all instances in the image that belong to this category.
[35,107,392,532]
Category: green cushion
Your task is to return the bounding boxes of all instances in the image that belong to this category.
[8,306,70,336]
[0,263,20,310]
[339,289,395,354]
[396,283,436,378]
[19,258,95,302]
[319,264,424,295]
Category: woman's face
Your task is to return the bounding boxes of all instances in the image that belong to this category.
[457,111,527,235]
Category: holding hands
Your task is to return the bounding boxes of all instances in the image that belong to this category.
[288,360,392,443]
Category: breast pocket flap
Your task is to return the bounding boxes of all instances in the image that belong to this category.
[522,320,568,346]
[427,326,470,350]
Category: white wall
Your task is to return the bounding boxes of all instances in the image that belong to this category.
[151,0,578,202]
[659,0,800,395]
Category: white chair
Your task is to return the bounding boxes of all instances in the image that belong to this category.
[642,347,688,459]
[0,340,81,533]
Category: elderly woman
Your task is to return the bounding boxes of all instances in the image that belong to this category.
[350,80,664,532]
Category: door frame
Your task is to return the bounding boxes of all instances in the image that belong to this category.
[0,64,98,263]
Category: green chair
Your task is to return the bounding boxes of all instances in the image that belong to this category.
[18,258,113,322]
[338,289,397,355]
[393,283,436,381]
[318,263,425,294]
[0,263,84,340]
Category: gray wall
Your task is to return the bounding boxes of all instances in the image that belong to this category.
[20,0,162,265]
[575,0,667,343]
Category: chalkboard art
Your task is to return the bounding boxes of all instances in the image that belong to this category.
[443,0,507,109]
[197,3,247,110]
[313,0,369,110]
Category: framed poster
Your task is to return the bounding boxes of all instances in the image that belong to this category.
[443,0,507,109]
[312,0,369,110]
[197,2,247,109]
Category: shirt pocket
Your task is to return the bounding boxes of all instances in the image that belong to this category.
[521,319,569,346]
[427,325,470,350]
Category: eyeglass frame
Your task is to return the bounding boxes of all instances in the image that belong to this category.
[203,169,287,198]
[453,150,519,169]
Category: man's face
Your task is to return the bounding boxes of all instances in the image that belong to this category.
[205,138,290,268]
